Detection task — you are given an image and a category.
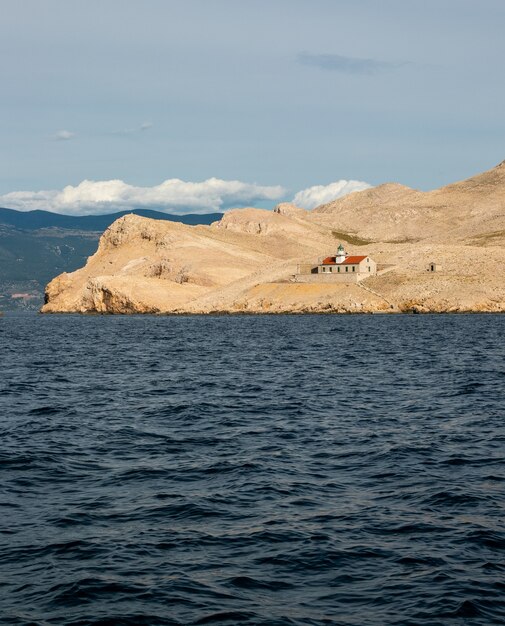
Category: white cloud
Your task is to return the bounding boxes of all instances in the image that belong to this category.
[113,122,154,135]
[293,179,371,209]
[53,130,75,141]
[0,178,286,215]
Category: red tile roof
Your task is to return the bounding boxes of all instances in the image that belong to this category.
[342,255,367,265]
[322,255,367,265]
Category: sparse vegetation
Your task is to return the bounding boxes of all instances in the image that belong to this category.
[384,237,420,244]
[470,230,505,245]
[331,230,372,246]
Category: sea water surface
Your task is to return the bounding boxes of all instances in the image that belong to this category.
[1,313,504,625]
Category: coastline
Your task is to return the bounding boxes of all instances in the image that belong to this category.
[38,308,505,316]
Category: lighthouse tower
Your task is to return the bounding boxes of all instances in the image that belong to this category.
[335,243,347,264]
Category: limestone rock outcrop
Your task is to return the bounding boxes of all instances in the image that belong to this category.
[273,202,308,218]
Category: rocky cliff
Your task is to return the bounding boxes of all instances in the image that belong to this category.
[41,162,505,314]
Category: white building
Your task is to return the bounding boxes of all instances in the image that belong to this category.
[317,243,377,278]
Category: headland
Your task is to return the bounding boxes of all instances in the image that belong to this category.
[41,162,505,314]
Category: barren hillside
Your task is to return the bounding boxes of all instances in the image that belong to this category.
[309,161,505,244]
[42,161,505,314]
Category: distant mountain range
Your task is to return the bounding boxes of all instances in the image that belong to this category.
[0,207,223,311]
[0,207,222,230]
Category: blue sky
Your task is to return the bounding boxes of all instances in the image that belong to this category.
[1,0,504,214]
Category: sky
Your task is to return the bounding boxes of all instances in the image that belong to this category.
[1,0,504,215]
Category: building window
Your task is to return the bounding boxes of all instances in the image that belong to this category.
[368,266,371,272]
[345,266,348,272]
[337,267,340,273]
[352,266,355,272]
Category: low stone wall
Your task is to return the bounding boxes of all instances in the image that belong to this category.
[295,262,395,282]
[296,264,317,275]
[293,273,363,284]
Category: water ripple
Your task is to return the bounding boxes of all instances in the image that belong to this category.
[0,313,504,625]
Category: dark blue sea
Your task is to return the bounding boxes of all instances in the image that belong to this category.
[1,313,504,626]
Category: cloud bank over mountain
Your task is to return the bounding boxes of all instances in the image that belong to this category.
[0,176,372,215]
[293,180,371,209]
[0,178,286,215]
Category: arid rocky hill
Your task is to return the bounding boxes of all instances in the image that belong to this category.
[310,161,505,245]
[0,207,222,311]
[42,161,505,314]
